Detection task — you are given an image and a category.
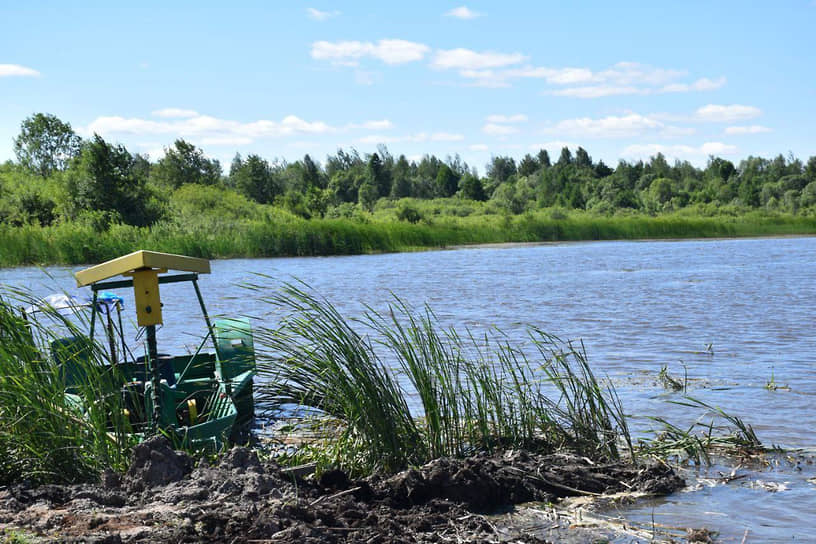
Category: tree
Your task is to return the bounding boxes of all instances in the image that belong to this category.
[66,135,159,226]
[434,164,459,197]
[390,155,412,198]
[556,147,573,167]
[486,156,517,183]
[575,147,593,169]
[13,113,81,177]
[518,154,539,177]
[153,139,221,188]
[805,156,816,183]
[358,180,378,211]
[301,154,325,189]
[230,154,282,204]
[460,173,486,201]
[367,153,391,197]
[536,149,551,169]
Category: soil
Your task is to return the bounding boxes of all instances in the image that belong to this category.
[0,437,685,543]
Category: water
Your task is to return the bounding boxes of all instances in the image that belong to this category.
[2,236,815,541]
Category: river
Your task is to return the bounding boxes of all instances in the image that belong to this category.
[2,236,814,541]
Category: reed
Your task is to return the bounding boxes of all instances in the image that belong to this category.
[3,207,816,267]
[640,396,763,464]
[253,284,631,476]
[0,289,132,485]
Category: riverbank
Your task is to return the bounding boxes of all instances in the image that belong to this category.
[0,436,686,543]
[2,209,815,267]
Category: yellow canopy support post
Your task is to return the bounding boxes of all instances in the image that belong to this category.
[74,250,211,435]
[75,250,210,327]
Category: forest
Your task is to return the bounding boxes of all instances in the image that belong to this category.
[2,112,816,265]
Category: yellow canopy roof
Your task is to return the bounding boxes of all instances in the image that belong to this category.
[75,250,210,287]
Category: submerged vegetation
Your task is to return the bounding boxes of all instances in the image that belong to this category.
[3,112,816,266]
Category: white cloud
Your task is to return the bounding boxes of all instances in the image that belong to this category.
[348,119,394,130]
[695,104,762,122]
[551,85,644,98]
[485,114,527,123]
[622,142,738,160]
[431,48,526,70]
[357,132,463,144]
[82,112,337,145]
[200,136,254,146]
[482,123,518,136]
[0,64,40,77]
[311,39,430,65]
[444,6,483,19]
[660,76,726,93]
[151,108,199,119]
[724,125,772,135]
[307,7,340,21]
[546,114,663,139]
[453,60,723,94]
[469,144,489,151]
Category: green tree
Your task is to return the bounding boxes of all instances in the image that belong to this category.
[66,135,160,226]
[434,164,459,197]
[13,113,81,177]
[358,180,378,211]
[556,147,573,167]
[230,154,282,204]
[460,173,486,201]
[518,154,539,177]
[301,154,325,189]
[153,139,221,188]
[486,156,517,183]
[366,153,391,198]
[575,147,593,169]
[390,155,412,198]
[536,149,551,169]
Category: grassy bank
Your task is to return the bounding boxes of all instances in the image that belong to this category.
[2,203,816,267]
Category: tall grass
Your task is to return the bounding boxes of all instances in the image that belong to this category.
[0,289,132,485]
[3,207,816,267]
[253,284,631,475]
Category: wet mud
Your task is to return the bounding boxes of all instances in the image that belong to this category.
[0,437,684,543]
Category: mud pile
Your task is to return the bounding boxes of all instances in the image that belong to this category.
[0,437,684,543]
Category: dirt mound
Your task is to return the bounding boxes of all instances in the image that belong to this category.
[0,441,684,543]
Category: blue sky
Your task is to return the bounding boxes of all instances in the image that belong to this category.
[2,1,814,172]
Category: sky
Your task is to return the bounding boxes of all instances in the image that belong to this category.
[2,1,815,173]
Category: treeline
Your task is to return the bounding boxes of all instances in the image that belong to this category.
[3,112,816,232]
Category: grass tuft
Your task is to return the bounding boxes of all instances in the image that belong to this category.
[0,289,133,485]
[253,283,631,476]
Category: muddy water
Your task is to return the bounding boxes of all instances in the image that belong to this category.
[2,236,815,541]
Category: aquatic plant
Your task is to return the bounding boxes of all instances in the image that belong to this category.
[641,396,763,464]
[252,283,631,476]
[0,289,132,485]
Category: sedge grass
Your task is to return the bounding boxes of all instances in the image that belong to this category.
[3,206,816,267]
[0,289,132,485]
[253,283,631,476]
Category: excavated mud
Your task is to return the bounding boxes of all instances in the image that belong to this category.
[0,437,684,543]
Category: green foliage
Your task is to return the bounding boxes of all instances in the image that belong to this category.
[152,139,221,189]
[65,135,162,227]
[0,290,132,485]
[396,204,422,223]
[254,285,630,475]
[13,113,81,177]
[230,153,283,204]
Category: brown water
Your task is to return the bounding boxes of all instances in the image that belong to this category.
[2,236,815,541]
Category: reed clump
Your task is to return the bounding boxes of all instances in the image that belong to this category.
[253,284,631,476]
[0,289,132,485]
